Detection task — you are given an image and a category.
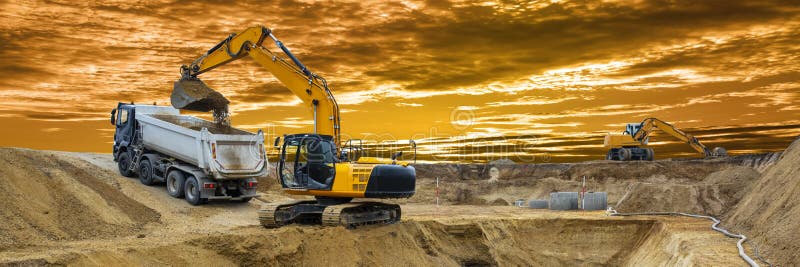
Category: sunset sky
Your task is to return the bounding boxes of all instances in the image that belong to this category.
[1,0,798,162]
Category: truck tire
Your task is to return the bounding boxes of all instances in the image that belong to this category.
[184,176,204,206]
[117,153,136,178]
[238,197,253,203]
[166,170,185,198]
[139,160,156,186]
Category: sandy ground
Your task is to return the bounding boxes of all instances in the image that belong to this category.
[0,147,785,266]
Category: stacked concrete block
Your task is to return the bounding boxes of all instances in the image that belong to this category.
[549,192,579,210]
[582,192,608,210]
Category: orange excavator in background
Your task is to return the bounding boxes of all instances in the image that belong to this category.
[603,117,727,161]
[171,25,416,228]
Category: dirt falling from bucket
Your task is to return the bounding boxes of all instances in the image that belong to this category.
[212,106,231,127]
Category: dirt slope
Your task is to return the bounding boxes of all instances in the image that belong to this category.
[726,137,800,266]
[0,148,159,250]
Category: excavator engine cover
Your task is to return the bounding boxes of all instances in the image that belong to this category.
[171,78,230,112]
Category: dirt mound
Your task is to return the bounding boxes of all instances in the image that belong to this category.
[0,148,159,250]
[726,137,800,266]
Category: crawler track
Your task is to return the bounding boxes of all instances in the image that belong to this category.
[259,201,401,229]
[322,202,401,229]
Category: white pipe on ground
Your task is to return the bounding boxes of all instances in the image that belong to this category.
[606,209,760,267]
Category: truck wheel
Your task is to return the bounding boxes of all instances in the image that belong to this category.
[184,176,204,206]
[139,160,156,186]
[117,153,136,177]
[166,170,185,198]
[238,197,253,203]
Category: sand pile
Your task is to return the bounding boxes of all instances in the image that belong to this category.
[0,148,159,250]
[726,137,800,266]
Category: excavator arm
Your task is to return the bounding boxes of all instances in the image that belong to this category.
[174,25,342,145]
[632,118,723,157]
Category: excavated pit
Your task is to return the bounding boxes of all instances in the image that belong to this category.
[185,219,660,266]
[41,215,744,266]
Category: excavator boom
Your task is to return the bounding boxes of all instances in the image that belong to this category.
[172,25,341,145]
[633,118,710,156]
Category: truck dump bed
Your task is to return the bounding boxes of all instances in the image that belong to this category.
[136,111,266,180]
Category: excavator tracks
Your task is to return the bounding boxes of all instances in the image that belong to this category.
[260,201,401,229]
[258,203,282,228]
[322,202,401,229]
[258,200,309,228]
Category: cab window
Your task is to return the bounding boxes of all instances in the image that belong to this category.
[118,109,129,126]
[280,140,301,188]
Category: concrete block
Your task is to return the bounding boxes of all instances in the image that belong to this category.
[549,192,579,210]
[582,192,608,210]
[528,200,548,209]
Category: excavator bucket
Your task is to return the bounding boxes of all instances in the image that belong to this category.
[170,78,230,112]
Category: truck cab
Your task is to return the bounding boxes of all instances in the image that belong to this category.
[111,103,135,164]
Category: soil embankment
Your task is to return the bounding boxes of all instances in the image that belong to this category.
[726,137,800,266]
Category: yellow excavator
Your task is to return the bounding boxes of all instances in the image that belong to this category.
[171,25,416,228]
[603,118,727,161]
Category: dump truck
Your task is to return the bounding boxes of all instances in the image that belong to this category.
[110,103,266,205]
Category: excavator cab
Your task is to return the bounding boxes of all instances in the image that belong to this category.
[624,123,649,144]
[278,134,337,190]
[625,123,641,136]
